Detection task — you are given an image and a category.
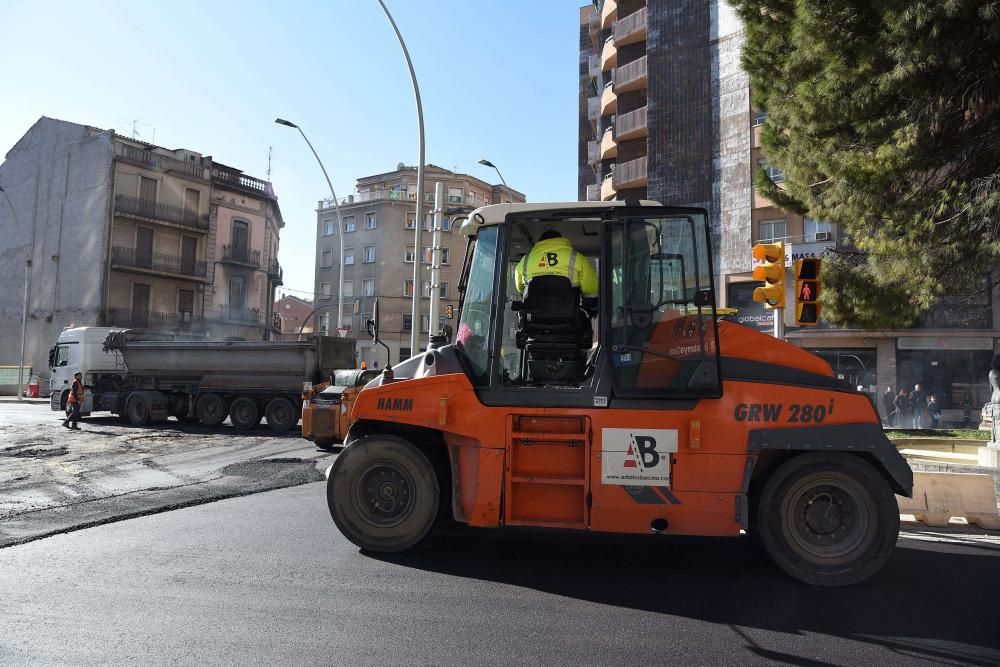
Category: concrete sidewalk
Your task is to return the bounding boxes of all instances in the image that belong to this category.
[0,397,49,405]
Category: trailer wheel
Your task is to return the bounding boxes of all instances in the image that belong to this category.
[196,393,228,426]
[264,397,297,433]
[757,452,899,587]
[125,393,151,427]
[327,435,440,553]
[229,397,261,431]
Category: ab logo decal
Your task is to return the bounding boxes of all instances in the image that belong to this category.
[602,428,677,487]
[538,252,560,268]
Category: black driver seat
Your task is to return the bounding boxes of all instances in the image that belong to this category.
[512,275,592,383]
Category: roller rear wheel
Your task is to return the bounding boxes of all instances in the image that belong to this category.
[327,435,439,552]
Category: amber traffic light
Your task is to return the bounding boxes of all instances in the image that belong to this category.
[752,242,785,310]
[445,304,454,319]
[794,257,822,326]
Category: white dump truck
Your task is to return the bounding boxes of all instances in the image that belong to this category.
[48,327,353,433]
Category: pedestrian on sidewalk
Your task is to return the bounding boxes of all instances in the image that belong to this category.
[910,383,927,429]
[927,395,942,428]
[62,372,84,430]
[882,386,895,426]
[894,388,910,430]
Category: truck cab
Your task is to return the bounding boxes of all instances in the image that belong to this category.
[48,327,122,415]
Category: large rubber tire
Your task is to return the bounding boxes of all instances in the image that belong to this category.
[125,393,151,427]
[265,397,297,433]
[229,397,261,431]
[756,452,899,587]
[327,435,440,553]
[196,393,228,426]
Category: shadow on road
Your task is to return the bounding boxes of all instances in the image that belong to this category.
[76,415,304,439]
[369,527,1000,664]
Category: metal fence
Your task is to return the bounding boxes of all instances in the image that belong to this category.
[222,245,261,267]
[111,247,207,278]
[114,194,209,230]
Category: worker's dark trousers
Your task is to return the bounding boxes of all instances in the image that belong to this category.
[68,402,81,427]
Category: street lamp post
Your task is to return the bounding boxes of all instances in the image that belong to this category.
[478,159,509,200]
[274,118,345,334]
[0,183,29,401]
[375,0,426,356]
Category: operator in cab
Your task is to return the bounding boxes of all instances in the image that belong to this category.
[514,230,598,296]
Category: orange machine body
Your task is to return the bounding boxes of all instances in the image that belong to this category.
[344,321,881,537]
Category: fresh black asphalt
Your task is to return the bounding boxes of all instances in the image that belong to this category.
[1,483,997,665]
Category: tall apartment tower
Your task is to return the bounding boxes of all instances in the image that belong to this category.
[314,164,524,367]
[579,2,1000,420]
[0,117,285,382]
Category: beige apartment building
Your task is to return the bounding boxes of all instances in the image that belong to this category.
[314,164,524,366]
[0,117,285,383]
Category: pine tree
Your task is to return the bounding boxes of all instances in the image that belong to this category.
[732,0,1000,328]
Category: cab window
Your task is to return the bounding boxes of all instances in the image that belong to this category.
[456,226,499,385]
[54,345,71,368]
[608,213,720,398]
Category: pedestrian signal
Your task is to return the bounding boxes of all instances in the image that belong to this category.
[445,304,454,319]
[751,242,785,310]
[794,258,822,326]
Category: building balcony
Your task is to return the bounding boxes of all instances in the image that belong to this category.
[267,258,283,285]
[221,244,261,268]
[614,7,647,47]
[211,165,276,201]
[114,142,208,181]
[601,0,617,30]
[600,127,618,160]
[601,174,616,201]
[614,155,648,190]
[586,183,601,202]
[110,246,208,280]
[614,55,648,94]
[588,54,600,79]
[587,96,601,122]
[114,194,209,232]
[616,105,648,141]
[588,140,601,165]
[600,81,617,115]
[214,305,262,325]
[600,36,618,72]
[106,307,202,331]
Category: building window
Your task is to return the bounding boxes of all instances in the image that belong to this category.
[758,219,787,243]
[804,218,834,241]
[321,249,333,267]
[422,247,433,264]
[228,275,246,309]
[231,220,250,251]
[403,280,414,297]
[404,246,415,263]
[344,215,356,233]
[183,188,200,215]
[402,315,412,332]
[363,278,374,296]
[323,220,335,236]
[405,213,416,229]
[422,215,432,231]
[318,312,330,335]
[344,247,355,265]
[441,248,450,264]
[439,282,448,298]
[421,280,432,298]
[139,176,157,202]
[757,158,785,183]
[421,314,430,332]
[178,289,194,319]
[399,347,411,362]
[752,110,767,127]
[343,280,354,298]
[364,245,375,263]
[319,282,332,299]
[365,212,377,229]
[447,186,463,203]
[442,217,451,232]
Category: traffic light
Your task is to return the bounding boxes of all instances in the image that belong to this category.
[794,258,822,326]
[445,304,454,319]
[751,242,785,310]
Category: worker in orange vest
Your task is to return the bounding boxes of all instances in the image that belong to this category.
[62,372,84,430]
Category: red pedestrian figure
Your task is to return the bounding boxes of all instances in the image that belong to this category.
[801,283,812,301]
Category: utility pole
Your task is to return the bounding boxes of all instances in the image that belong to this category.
[428,182,444,345]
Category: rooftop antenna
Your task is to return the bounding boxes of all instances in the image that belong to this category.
[131,120,140,140]
[266,146,273,180]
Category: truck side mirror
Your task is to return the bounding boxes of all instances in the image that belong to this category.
[48,346,56,369]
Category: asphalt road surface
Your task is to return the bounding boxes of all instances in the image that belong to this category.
[2,483,997,665]
[0,402,333,547]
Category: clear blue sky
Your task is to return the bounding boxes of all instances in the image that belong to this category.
[0,0,585,300]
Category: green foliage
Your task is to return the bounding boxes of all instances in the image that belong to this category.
[732,0,1000,329]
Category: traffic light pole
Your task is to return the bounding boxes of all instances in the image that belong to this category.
[428,181,444,345]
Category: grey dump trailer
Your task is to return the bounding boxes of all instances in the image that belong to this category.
[56,328,354,433]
